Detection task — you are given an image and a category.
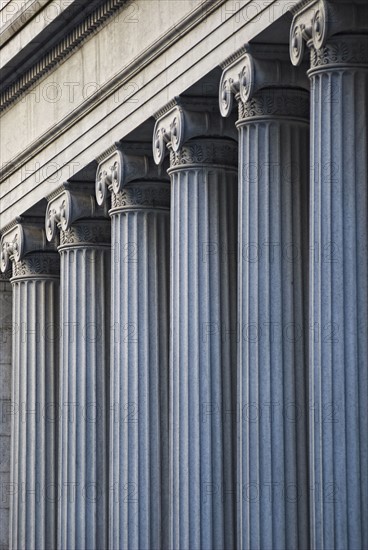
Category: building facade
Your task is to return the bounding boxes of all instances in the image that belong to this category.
[0,0,367,549]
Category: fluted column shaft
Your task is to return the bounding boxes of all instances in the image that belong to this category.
[307,35,368,549]
[237,89,310,550]
[168,138,238,550]
[9,253,60,550]
[57,220,111,550]
[0,274,12,548]
[108,182,170,550]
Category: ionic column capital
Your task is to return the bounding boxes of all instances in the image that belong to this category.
[290,0,368,67]
[153,97,237,165]
[219,44,309,121]
[95,142,169,210]
[45,182,108,243]
[1,218,56,274]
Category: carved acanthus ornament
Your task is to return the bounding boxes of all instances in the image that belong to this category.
[153,97,238,168]
[219,44,309,123]
[0,219,58,280]
[46,182,109,247]
[290,0,368,69]
[169,139,238,170]
[96,143,170,213]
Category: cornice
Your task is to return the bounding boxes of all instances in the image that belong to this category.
[0,218,56,273]
[219,44,309,119]
[153,97,237,166]
[45,182,108,242]
[0,0,226,184]
[0,0,129,112]
[290,0,368,66]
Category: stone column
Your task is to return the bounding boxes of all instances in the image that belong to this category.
[291,1,368,548]
[153,98,238,550]
[0,220,59,550]
[0,270,12,549]
[46,184,110,550]
[96,144,170,550]
[220,46,310,549]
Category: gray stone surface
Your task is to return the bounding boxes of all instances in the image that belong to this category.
[1,1,368,548]
[96,145,171,550]
[238,90,310,550]
[46,187,111,550]
[1,220,59,550]
[169,138,238,550]
[153,99,239,549]
[220,47,310,550]
[0,280,12,550]
[9,253,59,550]
[0,0,294,230]
[110,182,170,550]
[309,33,368,550]
[290,2,368,546]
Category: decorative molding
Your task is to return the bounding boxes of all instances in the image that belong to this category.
[1,1,53,47]
[309,35,368,70]
[59,220,111,249]
[290,0,316,16]
[289,0,368,66]
[110,182,170,212]
[168,139,238,170]
[238,89,310,123]
[96,142,123,165]
[46,182,108,242]
[1,219,56,273]
[12,253,60,280]
[219,44,309,119]
[0,0,129,112]
[153,97,237,166]
[95,143,168,208]
[153,98,180,120]
[0,0,226,185]
[220,45,248,70]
